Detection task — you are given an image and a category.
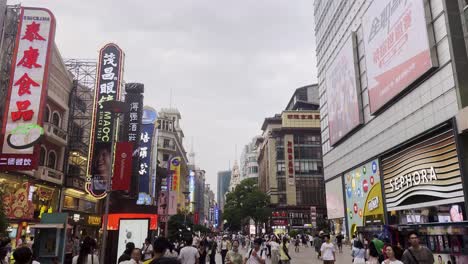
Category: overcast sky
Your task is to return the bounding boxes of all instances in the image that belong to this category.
[9,0,318,195]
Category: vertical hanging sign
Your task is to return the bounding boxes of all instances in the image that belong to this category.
[86,43,124,199]
[170,157,181,193]
[0,7,55,170]
[138,123,154,197]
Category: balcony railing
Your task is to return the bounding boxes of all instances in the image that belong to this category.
[34,166,64,185]
[44,122,68,145]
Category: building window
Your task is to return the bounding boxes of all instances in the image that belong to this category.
[48,151,57,169]
[250,166,258,174]
[52,112,61,127]
[44,106,50,122]
[277,161,285,176]
[163,154,170,161]
[39,146,47,166]
[163,138,171,148]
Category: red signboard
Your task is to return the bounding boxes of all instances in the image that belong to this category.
[0,7,55,170]
[286,140,294,185]
[194,212,199,225]
[112,142,133,191]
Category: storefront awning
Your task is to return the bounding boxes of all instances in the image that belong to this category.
[32,223,64,229]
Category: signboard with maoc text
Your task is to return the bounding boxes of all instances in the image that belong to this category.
[86,43,124,199]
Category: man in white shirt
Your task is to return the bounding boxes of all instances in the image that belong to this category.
[320,235,336,264]
[244,238,266,264]
[178,238,200,264]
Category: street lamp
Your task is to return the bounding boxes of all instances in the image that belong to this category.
[99,100,129,264]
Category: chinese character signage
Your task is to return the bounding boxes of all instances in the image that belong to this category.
[285,140,294,185]
[112,142,133,191]
[189,170,195,212]
[325,34,362,146]
[138,123,154,195]
[170,157,181,193]
[0,7,55,170]
[123,83,143,143]
[363,0,437,113]
[344,159,384,236]
[86,43,124,199]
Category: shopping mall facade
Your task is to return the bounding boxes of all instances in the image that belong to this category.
[315,0,468,262]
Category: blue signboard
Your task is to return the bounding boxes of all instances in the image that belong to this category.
[214,205,219,227]
[138,123,154,196]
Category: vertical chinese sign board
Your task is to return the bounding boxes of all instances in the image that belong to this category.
[138,123,154,200]
[86,43,124,199]
[0,8,55,170]
[122,83,143,193]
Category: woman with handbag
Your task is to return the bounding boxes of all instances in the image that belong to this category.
[279,237,291,264]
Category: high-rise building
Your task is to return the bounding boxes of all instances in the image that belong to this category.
[229,161,241,191]
[217,170,231,210]
[314,0,468,242]
[240,136,260,182]
[257,85,325,233]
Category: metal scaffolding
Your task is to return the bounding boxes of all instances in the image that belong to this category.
[64,59,97,178]
[0,5,20,124]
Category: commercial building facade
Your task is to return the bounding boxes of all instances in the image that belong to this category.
[217,170,231,210]
[240,136,260,182]
[257,85,326,234]
[315,0,468,260]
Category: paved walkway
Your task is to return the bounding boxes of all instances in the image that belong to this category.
[214,244,353,264]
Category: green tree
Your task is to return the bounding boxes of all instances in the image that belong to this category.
[167,213,193,241]
[222,178,271,235]
[0,191,8,236]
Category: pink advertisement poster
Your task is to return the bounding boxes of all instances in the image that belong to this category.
[363,0,437,113]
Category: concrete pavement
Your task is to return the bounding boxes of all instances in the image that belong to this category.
[213,244,353,264]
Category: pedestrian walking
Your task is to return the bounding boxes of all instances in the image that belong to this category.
[268,236,280,264]
[320,235,336,264]
[142,238,154,261]
[72,237,99,264]
[146,237,180,264]
[225,240,242,264]
[12,247,35,264]
[294,237,300,253]
[244,238,266,264]
[208,236,217,264]
[401,232,434,264]
[313,233,322,259]
[119,242,136,263]
[121,248,143,264]
[351,240,366,264]
[279,237,291,264]
[220,236,230,264]
[65,236,74,264]
[383,245,403,264]
[335,233,344,253]
[198,241,207,264]
[178,238,199,264]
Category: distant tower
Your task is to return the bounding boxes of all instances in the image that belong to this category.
[229,160,241,191]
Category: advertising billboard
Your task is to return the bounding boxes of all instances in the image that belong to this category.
[138,123,154,196]
[86,43,124,199]
[325,176,345,220]
[382,128,464,211]
[117,219,148,262]
[363,0,437,113]
[325,34,362,146]
[189,170,195,212]
[344,159,385,236]
[112,142,133,191]
[170,157,181,193]
[0,7,55,170]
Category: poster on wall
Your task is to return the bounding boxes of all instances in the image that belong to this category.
[382,128,465,211]
[117,219,148,262]
[344,159,385,236]
[0,7,55,171]
[86,43,124,199]
[363,0,437,113]
[326,34,362,146]
[325,177,345,220]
